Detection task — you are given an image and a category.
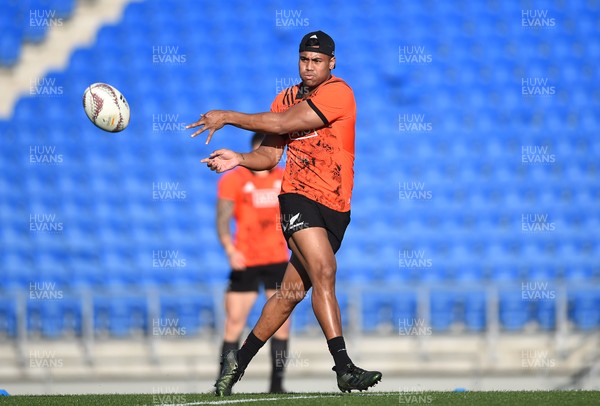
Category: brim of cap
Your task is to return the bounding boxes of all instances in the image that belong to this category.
[299,46,334,56]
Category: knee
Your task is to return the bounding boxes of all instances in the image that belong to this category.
[309,260,337,289]
[225,312,246,329]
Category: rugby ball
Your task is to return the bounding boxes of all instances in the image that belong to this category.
[82,83,130,132]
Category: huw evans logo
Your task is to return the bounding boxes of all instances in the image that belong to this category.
[277,213,309,232]
[275,10,309,28]
[152,387,186,405]
[398,45,432,63]
[29,282,63,300]
[275,281,309,301]
[275,77,306,94]
[29,9,63,27]
[152,250,186,268]
[152,182,187,200]
[399,386,433,404]
[29,145,63,164]
[521,281,556,301]
[152,45,187,64]
[29,213,63,233]
[399,182,432,200]
[29,350,63,368]
[399,114,432,132]
[398,318,432,336]
[152,114,187,132]
[29,77,63,96]
[152,318,187,337]
[275,350,310,368]
[521,145,556,164]
[521,349,556,368]
[399,250,432,268]
[521,213,556,232]
[521,77,555,96]
[521,10,556,28]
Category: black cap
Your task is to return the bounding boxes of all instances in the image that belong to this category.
[299,30,335,57]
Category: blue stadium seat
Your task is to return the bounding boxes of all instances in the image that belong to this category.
[430,290,457,332]
[536,298,556,331]
[160,292,215,335]
[500,290,531,331]
[0,23,22,66]
[362,291,395,332]
[291,295,317,333]
[3,267,33,290]
[51,0,77,19]
[565,264,594,282]
[394,291,419,329]
[0,297,17,337]
[463,290,487,332]
[22,0,52,43]
[28,295,82,337]
[569,290,600,331]
[94,293,147,337]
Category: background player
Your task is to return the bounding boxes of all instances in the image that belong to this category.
[216,132,290,394]
[187,30,382,396]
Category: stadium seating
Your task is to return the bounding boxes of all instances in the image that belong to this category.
[499,289,534,331]
[569,289,600,331]
[0,0,77,66]
[160,292,216,335]
[94,293,147,337]
[463,289,487,332]
[27,294,82,337]
[0,0,598,337]
[363,289,417,333]
[0,296,17,338]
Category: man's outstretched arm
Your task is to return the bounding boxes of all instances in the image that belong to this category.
[201,133,287,173]
[187,100,326,144]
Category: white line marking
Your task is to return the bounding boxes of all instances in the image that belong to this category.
[171,392,395,405]
[172,395,338,405]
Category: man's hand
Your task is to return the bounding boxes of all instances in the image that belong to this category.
[227,248,246,271]
[186,110,228,144]
[201,149,242,173]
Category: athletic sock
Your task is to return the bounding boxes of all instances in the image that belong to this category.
[327,336,353,375]
[236,331,265,371]
[270,338,288,392]
[220,340,239,356]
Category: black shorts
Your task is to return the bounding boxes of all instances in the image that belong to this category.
[278,193,351,254]
[227,262,287,292]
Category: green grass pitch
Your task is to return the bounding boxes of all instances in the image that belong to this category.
[0,391,599,406]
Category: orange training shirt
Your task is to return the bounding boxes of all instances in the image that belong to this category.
[271,75,356,212]
[217,166,289,267]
